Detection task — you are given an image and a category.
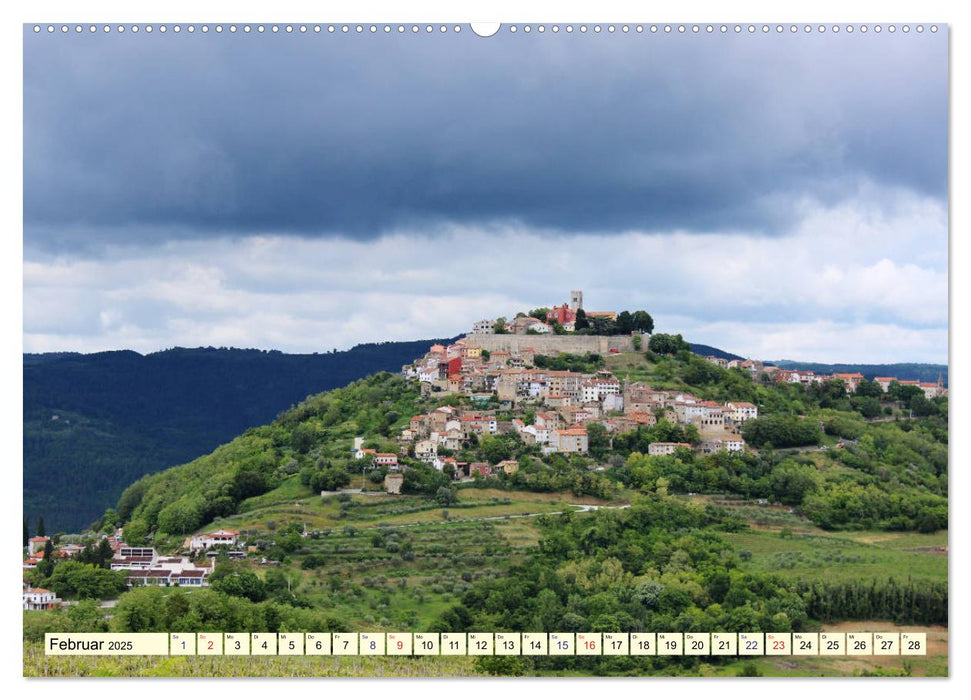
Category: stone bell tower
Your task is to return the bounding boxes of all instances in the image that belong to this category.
[570,290,583,311]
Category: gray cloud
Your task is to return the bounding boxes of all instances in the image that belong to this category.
[23,188,948,363]
[24,28,947,251]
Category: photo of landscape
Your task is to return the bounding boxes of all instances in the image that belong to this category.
[22,21,948,678]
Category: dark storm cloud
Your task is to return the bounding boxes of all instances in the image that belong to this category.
[24,27,947,250]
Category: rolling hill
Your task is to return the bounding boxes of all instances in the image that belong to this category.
[24,339,457,532]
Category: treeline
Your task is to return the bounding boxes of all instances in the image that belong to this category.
[573,309,654,335]
[797,579,947,625]
[741,416,821,448]
[533,353,605,373]
[23,587,350,643]
[37,561,128,600]
[802,483,947,532]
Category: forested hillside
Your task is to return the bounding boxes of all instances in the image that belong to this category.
[24,339,455,532]
[109,348,947,547]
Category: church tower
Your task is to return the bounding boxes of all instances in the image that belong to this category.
[570,290,583,311]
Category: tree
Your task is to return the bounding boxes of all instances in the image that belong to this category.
[769,462,821,505]
[435,486,458,507]
[156,496,205,536]
[855,379,884,398]
[479,434,511,464]
[43,561,126,599]
[493,317,508,334]
[587,423,610,460]
[742,416,821,448]
[909,395,938,417]
[23,517,28,548]
[631,310,655,334]
[211,570,267,602]
[96,538,115,568]
[290,423,316,454]
[310,467,351,492]
[616,310,634,334]
[122,519,150,546]
[889,381,923,403]
[37,516,46,538]
[99,508,121,535]
[648,333,689,355]
[36,539,56,578]
[574,309,590,331]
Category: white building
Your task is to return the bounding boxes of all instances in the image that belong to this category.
[472,319,495,334]
[648,442,692,456]
[699,438,745,454]
[415,439,438,461]
[602,394,625,413]
[187,530,239,552]
[23,584,61,611]
[726,402,758,422]
[417,364,441,383]
[522,424,550,445]
[581,378,621,404]
[373,453,400,469]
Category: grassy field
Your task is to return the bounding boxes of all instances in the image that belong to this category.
[722,529,947,584]
[221,482,598,533]
[285,515,545,630]
[23,642,481,677]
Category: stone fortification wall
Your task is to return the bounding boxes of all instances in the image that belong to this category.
[468,333,637,355]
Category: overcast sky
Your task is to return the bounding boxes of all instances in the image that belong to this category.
[23,25,948,363]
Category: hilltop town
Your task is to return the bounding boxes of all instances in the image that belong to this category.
[392,291,944,482]
[23,290,948,611]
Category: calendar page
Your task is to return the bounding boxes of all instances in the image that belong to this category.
[20,2,949,683]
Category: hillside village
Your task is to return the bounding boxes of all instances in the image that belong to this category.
[392,291,945,483]
[23,291,947,607]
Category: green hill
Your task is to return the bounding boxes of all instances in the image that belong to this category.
[27,346,949,677]
[24,339,456,532]
[109,347,947,546]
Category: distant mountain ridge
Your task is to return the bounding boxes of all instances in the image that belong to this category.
[689,344,744,362]
[24,338,458,532]
[769,360,948,386]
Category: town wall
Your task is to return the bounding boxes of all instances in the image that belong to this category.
[468,333,639,355]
